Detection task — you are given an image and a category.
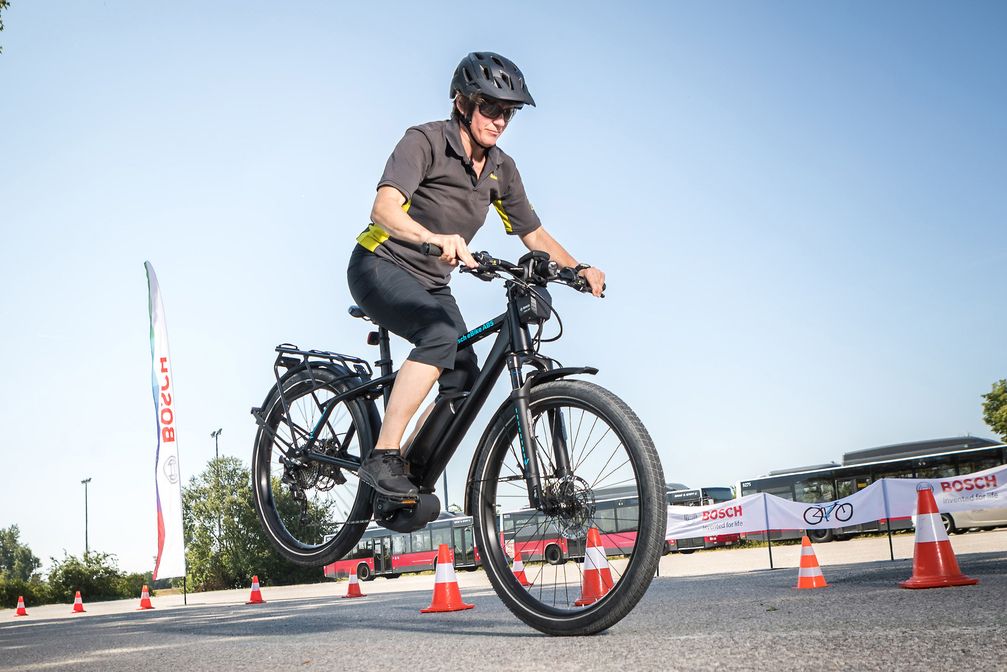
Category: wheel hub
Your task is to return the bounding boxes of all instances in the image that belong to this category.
[541,476,595,539]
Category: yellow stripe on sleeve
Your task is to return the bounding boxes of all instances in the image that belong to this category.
[493,199,513,233]
[356,224,390,251]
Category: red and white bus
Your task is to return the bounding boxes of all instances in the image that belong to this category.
[324,512,478,581]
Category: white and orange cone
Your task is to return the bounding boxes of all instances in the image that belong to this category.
[900,485,978,589]
[71,591,86,613]
[795,535,828,589]
[14,596,28,617]
[420,544,474,613]
[342,571,366,599]
[137,584,155,610]
[574,528,614,606]
[512,549,532,587]
[246,575,266,604]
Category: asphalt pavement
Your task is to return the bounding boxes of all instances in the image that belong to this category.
[3,534,1005,671]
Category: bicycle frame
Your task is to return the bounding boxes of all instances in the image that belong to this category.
[293,280,595,511]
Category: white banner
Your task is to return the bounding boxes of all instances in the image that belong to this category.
[763,481,889,531]
[145,262,186,580]
[883,463,1007,518]
[666,493,767,539]
[666,463,1007,540]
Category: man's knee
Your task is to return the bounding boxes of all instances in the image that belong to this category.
[439,348,479,397]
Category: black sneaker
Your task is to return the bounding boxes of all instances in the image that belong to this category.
[358,451,418,499]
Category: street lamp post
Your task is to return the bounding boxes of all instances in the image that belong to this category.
[210,428,223,547]
[81,477,92,556]
[210,428,222,462]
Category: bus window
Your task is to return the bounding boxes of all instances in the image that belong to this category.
[411,529,432,553]
[594,501,618,534]
[351,538,373,560]
[511,514,537,541]
[794,478,835,504]
[956,456,1000,475]
[391,533,410,555]
[915,456,956,479]
[876,467,913,481]
[703,487,734,503]
[615,502,639,533]
[837,475,873,498]
[760,484,795,500]
[431,525,452,551]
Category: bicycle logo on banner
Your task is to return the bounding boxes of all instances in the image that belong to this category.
[803,501,853,525]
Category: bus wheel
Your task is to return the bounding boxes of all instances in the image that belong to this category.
[544,544,564,566]
[357,563,373,582]
[807,529,834,543]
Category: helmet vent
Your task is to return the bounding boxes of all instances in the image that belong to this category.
[491,56,505,67]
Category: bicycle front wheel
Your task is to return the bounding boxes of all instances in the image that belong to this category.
[251,365,376,566]
[469,379,666,636]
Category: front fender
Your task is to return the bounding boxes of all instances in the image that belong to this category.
[462,366,597,517]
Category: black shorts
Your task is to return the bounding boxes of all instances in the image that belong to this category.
[347,245,479,396]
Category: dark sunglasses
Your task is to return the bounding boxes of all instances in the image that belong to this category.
[477,100,520,122]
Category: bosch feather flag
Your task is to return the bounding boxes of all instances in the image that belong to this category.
[145,262,186,580]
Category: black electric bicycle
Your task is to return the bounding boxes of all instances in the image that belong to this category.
[249,247,666,635]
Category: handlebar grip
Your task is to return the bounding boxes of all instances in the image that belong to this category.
[420,242,443,257]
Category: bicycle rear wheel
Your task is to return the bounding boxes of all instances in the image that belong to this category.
[469,379,665,636]
[251,365,376,566]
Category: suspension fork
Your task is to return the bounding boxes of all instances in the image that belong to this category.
[547,408,573,478]
[507,353,544,509]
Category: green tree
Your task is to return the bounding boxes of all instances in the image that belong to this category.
[982,379,1007,441]
[47,551,138,602]
[182,457,331,591]
[0,525,41,582]
[0,0,9,55]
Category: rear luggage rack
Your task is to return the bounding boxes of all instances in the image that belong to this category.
[250,344,373,435]
[273,343,372,378]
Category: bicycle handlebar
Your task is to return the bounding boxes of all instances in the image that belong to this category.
[419,242,601,295]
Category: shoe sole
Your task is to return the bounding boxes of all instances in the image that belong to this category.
[357,472,419,501]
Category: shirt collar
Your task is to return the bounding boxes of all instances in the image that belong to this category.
[444,118,502,169]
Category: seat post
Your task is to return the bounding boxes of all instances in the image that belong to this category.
[377,326,393,408]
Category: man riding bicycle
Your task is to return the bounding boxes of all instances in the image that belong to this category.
[350,52,605,499]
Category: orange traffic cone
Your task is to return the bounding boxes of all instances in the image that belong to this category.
[137,585,155,610]
[246,575,266,604]
[512,549,532,587]
[342,572,366,599]
[900,485,978,589]
[795,535,828,589]
[71,591,86,613]
[14,596,28,617]
[420,544,474,613]
[574,528,614,606]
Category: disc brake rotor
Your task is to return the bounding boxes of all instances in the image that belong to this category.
[543,476,596,539]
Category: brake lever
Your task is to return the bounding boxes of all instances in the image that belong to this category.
[460,265,497,282]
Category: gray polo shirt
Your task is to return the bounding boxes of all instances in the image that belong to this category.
[356,118,542,289]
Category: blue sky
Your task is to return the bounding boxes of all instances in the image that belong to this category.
[1,1,1005,573]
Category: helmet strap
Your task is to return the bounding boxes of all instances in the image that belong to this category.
[461,116,492,151]
[456,96,492,153]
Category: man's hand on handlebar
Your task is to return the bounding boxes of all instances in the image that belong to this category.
[579,266,606,298]
[423,234,477,269]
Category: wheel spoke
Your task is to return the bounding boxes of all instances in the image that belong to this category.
[254,372,371,563]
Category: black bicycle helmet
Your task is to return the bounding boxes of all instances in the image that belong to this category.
[450,52,536,107]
